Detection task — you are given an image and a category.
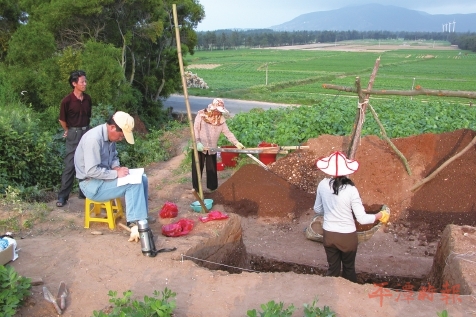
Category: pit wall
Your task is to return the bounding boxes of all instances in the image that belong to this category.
[185,214,248,273]
[427,224,476,295]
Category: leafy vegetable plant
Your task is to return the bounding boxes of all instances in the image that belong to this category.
[91,288,176,317]
[303,298,336,317]
[0,265,31,317]
[247,300,295,317]
[436,310,449,317]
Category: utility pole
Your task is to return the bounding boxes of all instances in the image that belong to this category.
[265,63,268,85]
[411,78,416,100]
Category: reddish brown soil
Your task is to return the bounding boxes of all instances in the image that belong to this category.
[210,128,476,243]
[8,128,476,317]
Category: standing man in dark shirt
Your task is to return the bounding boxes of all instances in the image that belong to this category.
[57,70,92,207]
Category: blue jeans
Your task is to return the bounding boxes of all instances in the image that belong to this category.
[79,174,149,222]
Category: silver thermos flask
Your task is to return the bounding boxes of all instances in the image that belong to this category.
[138,220,157,257]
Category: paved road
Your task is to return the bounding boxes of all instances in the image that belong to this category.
[163,94,294,115]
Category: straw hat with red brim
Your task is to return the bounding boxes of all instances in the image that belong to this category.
[316,151,359,176]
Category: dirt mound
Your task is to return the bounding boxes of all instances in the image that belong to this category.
[209,164,315,219]
[211,129,476,241]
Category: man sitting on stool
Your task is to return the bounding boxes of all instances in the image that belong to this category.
[74,111,147,242]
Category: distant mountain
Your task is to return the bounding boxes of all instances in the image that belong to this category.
[270,4,476,32]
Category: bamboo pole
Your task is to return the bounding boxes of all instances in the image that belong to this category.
[410,135,476,192]
[322,84,476,99]
[348,76,364,159]
[347,57,381,159]
[172,4,205,211]
[367,104,412,175]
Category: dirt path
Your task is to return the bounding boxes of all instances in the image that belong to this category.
[9,129,476,316]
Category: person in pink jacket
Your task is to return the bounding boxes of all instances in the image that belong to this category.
[192,98,244,192]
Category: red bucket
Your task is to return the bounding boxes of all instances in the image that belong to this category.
[258,142,278,165]
[217,162,225,171]
[220,145,239,167]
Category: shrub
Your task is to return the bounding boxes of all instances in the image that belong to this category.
[0,103,63,195]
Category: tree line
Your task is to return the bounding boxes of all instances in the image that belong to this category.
[1,1,475,129]
[0,0,204,128]
[196,29,476,52]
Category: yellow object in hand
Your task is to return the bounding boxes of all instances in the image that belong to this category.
[379,205,390,224]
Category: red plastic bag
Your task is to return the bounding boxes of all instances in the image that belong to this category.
[199,211,229,223]
[159,202,178,218]
[161,219,194,237]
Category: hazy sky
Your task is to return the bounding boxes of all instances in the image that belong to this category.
[196,0,476,31]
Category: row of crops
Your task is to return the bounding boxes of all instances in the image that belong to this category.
[219,97,476,147]
[185,43,476,106]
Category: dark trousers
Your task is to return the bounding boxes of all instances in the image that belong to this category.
[58,128,88,200]
[323,229,358,283]
[191,151,217,191]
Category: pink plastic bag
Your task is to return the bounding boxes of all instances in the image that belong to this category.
[159,202,178,218]
[161,219,194,237]
[199,211,229,223]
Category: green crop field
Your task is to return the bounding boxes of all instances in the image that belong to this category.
[184,42,476,106]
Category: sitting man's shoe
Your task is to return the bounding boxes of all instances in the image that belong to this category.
[126,221,138,228]
[78,191,86,199]
[127,216,156,227]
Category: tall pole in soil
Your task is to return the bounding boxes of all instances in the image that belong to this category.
[347,57,380,159]
[173,4,206,209]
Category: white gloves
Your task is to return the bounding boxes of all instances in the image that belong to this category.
[196,142,204,151]
[235,142,245,149]
[128,225,140,242]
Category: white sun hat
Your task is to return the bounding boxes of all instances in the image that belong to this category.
[316,151,359,176]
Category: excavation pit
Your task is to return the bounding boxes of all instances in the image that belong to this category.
[194,129,476,294]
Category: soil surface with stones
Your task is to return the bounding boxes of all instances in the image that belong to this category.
[6,128,476,317]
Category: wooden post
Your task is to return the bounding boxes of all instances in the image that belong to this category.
[172,4,205,211]
[347,57,381,159]
[321,84,476,99]
[410,135,476,192]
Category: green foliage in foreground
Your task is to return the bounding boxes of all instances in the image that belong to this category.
[0,265,31,317]
[86,289,456,317]
[0,98,183,198]
[220,97,476,147]
[247,300,295,317]
[246,298,336,317]
[91,288,176,317]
